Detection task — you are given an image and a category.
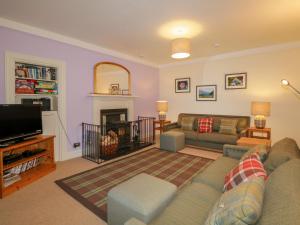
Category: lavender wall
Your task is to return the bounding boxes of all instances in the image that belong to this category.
[0,27,159,143]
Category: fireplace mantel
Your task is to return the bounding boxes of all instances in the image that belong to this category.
[88,94,139,99]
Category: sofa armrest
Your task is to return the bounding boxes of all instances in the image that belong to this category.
[125,218,147,225]
[163,122,180,132]
[223,144,251,160]
[239,128,248,137]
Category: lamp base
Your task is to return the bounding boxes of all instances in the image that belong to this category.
[158,114,166,121]
[254,119,266,129]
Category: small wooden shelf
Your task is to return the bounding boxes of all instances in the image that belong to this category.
[3,152,51,171]
[16,77,57,83]
[3,163,56,197]
[0,135,56,198]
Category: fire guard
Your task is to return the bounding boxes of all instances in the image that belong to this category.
[82,116,155,163]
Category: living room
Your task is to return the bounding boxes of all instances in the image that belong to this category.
[0,1,300,225]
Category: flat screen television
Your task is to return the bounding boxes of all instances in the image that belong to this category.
[0,104,43,144]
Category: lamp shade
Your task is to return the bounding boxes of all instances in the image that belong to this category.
[171,38,191,59]
[156,101,168,112]
[251,102,271,116]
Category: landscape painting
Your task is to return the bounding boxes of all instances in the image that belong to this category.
[225,73,247,89]
[196,85,217,101]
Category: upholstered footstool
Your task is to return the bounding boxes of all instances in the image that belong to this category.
[107,173,177,225]
[160,131,185,152]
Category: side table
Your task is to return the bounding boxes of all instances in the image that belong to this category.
[247,127,271,140]
[154,120,171,134]
[237,137,271,150]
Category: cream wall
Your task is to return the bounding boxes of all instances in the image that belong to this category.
[159,46,300,145]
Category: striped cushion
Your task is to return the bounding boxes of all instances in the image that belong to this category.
[198,117,213,133]
[224,153,267,192]
[181,117,195,131]
[205,177,265,225]
[219,119,238,135]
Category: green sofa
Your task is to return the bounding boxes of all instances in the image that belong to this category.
[163,113,250,151]
[125,137,300,225]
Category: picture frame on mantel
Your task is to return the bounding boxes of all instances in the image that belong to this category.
[196,85,217,101]
[225,72,247,90]
[175,77,191,93]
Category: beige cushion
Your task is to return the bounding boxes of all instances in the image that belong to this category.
[264,137,300,174]
[193,156,239,192]
[150,182,222,225]
[205,177,265,225]
[219,119,238,135]
[257,159,300,225]
[181,117,195,131]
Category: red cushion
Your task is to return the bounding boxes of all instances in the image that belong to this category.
[224,153,267,191]
[198,117,213,133]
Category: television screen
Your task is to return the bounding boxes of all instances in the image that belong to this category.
[0,104,43,143]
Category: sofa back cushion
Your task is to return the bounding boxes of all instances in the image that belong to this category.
[205,177,265,225]
[177,113,250,133]
[263,137,300,174]
[219,119,238,135]
[257,159,300,225]
[180,116,195,131]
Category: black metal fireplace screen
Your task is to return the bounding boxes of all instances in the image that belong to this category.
[82,116,155,163]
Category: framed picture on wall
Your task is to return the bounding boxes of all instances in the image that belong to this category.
[175,77,191,93]
[225,73,247,90]
[196,85,217,101]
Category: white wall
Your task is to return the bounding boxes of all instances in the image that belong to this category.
[159,46,300,145]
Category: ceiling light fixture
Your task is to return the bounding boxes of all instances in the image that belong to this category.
[171,38,191,59]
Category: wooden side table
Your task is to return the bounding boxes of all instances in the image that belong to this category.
[237,137,271,150]
[154,120,171,134]
[247,127,271,140]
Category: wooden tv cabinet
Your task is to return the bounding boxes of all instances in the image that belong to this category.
[0,135,56,198]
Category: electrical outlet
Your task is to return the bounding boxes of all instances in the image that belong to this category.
[73,143,80,148]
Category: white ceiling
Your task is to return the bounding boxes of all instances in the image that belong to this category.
[0,0,300,65]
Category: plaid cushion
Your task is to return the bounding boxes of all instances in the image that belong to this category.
[198,117,213,133]
[224,153,267,191]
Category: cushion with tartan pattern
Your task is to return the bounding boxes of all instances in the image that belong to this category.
[198,117,213,133]
[224,153,267,192]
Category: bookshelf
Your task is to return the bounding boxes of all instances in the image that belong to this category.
[0,135,56,198]
[5,52,67,162]
[14,62,58,110]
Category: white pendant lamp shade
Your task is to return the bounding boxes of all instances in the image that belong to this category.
[171,38,191,59]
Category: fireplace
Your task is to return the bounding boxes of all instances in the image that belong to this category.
[100,108,128,125]
[100,108,130,151]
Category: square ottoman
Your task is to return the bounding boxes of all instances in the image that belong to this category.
[160,131,185,152]
[107,173,177,225]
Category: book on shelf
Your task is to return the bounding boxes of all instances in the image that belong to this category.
[15,63,57,81]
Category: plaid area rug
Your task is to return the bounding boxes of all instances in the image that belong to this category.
[55,148,213,221]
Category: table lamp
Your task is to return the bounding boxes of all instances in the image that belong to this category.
[156,100,168,121]
[251,101,271,129]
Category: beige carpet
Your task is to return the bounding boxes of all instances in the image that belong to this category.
[179,146,222,160]
[0,157,106,225]
[0,135,221,225]
[0,143,158,225]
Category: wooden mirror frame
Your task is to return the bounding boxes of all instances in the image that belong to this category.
[93,62,131,95]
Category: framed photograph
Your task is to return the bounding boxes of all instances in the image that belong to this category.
[196,85,217,101]
[121,89,129,95]
[225,73,247,90]
[110,83,120,94]
[175,78,190,93]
